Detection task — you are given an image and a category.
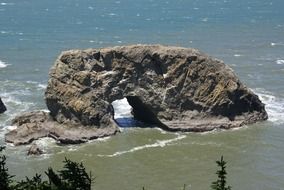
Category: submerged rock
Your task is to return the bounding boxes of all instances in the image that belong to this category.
[0,97,7,114]
[27,143,44,156]
[6,45,268,145]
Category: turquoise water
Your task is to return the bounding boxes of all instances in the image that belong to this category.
[1,0,284,189]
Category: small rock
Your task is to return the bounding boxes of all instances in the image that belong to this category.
[0,97,7,114]
[27,143,43,155]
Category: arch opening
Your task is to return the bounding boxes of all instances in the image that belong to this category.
[111,96,163,128]
[111,98,141,128]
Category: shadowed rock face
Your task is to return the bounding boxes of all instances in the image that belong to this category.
[5,45,268,145]
[46,44,267,131]
[0,97,7,114]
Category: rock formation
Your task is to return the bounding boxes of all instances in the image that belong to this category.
[27,143,44,155]
[0,97,7,114]
[5,111,118,145]
[5,45,268,145]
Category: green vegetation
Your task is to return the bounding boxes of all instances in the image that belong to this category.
[1,146,232,190]
[211,156,232,190]
[0,146,93,190]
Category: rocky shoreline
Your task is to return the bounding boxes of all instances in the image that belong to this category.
[5,45,268,145]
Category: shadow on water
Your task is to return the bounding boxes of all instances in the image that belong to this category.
[114,117,154,128]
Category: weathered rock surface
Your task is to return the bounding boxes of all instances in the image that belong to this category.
[5,45,268,145]
[0,97,7,114]
[27,143,44,155]
[5,111,118,145]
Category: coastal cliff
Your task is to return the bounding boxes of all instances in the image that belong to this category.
[5,45,268,145]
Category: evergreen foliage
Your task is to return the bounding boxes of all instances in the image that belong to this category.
[211,156,232,190]
[45,158,93,190]
[0,146,14,190]
[13,174,50,190]
[0,146,93,190]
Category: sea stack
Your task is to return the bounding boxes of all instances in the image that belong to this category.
[0,97,7,114]
[5,45,268,145]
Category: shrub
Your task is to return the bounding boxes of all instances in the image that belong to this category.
[0,146,93,190]
[211,156,232,190]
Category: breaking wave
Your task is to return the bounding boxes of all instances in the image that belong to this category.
[255,89,284,124]
[0,60,9,68]
[276,59,284,65]
[98,134,186,157]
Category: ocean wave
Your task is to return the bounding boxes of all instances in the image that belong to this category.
[88,136,111,143]
[38,84,47,89]
[271,42,284,47]
[98,134,186,157]
[234,54,243,57]
[0,91,35,127]
[26,81,47,90]
[0,2,14,6]
[255,89,284,124]
[0,60,9,68]
[276,60,284,65]
[0,93,34,109]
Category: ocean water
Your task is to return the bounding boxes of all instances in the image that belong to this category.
[1,0,284,189]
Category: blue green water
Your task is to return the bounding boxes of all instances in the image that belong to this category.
[1,0,284,189]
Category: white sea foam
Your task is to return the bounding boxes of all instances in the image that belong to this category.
[108,13,117,16]
[0,91,35,121]
[88,136,111,143]
[4,125,17,131]
[98,134,186,157]
[0,2,14,6]
[0,60,8,68]
[88,6,94,10]
[111,98,132,119]
[276,59,284,65]
[38,84,47,89]
[201,18,208,22]
[234,54,243,57]
[26,81,47,89]
[255,89,284,124]
[271,42,284,47]
[35,137,56,148]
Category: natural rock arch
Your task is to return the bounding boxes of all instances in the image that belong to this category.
[45,45,267,131]
[6,45,268,145]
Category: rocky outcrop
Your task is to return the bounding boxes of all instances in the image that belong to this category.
[5,45,268,145]
[0,97,7,114]
[5,111,118,145]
